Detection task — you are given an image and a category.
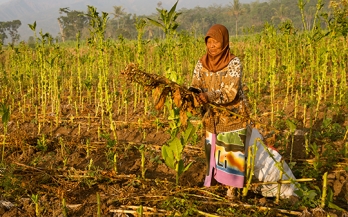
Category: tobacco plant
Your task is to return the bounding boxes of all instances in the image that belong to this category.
[0,102,10,163]
[162,118,196,185]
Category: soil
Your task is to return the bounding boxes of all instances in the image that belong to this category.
[0,95,347,217]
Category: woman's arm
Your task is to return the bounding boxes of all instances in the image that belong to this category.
[189,61,210,105]
[190,60,203,90]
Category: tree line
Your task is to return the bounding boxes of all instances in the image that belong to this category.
[2,0,348,44]
[54,0,335,42]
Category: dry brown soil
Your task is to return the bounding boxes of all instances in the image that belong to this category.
[0,97,347,217]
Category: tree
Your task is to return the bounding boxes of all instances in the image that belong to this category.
[230,0,245,37]
[271,4,289,23]
[0,20,21,44]
[111,6,126,30]
[57,7,90,41]
[0,22,7,44]
[58,7,69,42]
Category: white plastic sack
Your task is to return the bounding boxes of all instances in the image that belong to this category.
[245,127,298,198]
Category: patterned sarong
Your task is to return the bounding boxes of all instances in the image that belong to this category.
[204,128,246,188]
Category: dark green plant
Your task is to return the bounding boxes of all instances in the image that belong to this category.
[162,120,196,185]
[101,133,118,173]
[286,118,296,164]
[135,18,147,67]
[36,134,48,152]
[319,117,345,141]
[62,198,68,217]
[0,103,10,163]
[326,187,346,211]
[294,184,320,208]
[31,194,40,217]
[146,0,181,37]
[136,144,146,179]
[85,6,109,46]
[160,195,197,216]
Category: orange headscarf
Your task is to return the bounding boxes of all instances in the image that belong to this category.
[200,24,235,72]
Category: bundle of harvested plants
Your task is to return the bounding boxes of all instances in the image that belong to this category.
[121,63,201,125]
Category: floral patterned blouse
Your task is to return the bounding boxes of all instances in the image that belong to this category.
[191,57,248,133]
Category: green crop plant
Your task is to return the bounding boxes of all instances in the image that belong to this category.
[31,194,40,217]
[37,134,47,152]
[87,158,93,171]
[294,184,320,208]
[85,6,108,46]
[162,120,196,185]
[243,138,258,197]
[320,171,327,208]
[146,0,181,38]
[137,144,146,179]
[135,18,147,68]
[101,133,118,173]
[146,0,181,77]
[0,102,10,163]
[61,198,68,217]
[285,119,296,164]
[326,186,347,211]
[309,143,322,178]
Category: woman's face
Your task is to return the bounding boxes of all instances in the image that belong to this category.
[206,37,222,55]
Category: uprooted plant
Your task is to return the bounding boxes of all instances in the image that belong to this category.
[121,63,200,126]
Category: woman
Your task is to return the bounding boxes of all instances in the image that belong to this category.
[190,24,249,193]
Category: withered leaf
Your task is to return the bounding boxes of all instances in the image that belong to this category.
[154,87,170,110]
[153,86,162,105]
[173,88,182,108]
[179,109,188,127]
[192,93,201,108]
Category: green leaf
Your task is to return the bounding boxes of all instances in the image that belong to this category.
[177,159,184,176]
[177,160,193,177]
[183,161,193,173]
[286,119,296,133]
[307,190,317,200]
[168,0,179,23]
[162,137,183,169]
[168,137,183,161]
[28,21,36,31]
[146,18,164,30]
[0,103,10,125]
[162,145,175,169]
[328,202,346,212]
[181,122,196,145]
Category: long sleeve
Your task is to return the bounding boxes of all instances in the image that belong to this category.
[190,60,204,91]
